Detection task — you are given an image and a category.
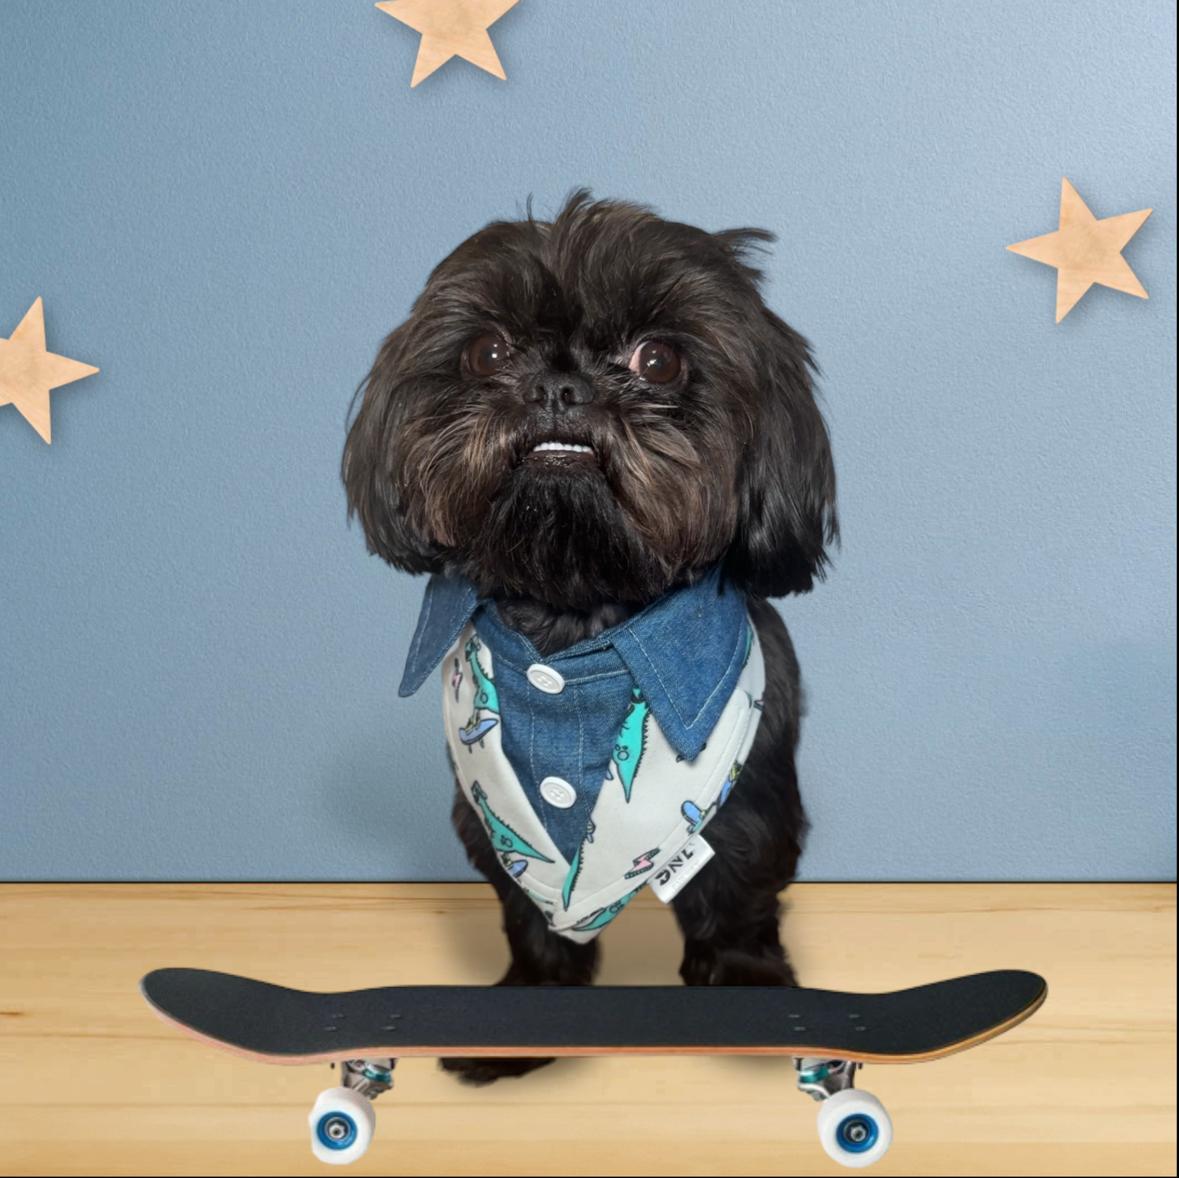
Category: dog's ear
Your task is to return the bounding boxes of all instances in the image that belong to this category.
[342,323,443,573]
[725,308,838,596]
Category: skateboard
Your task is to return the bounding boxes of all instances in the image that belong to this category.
[141,967,1046,1168]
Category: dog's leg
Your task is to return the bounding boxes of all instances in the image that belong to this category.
[672,856,798,987]
[440,781,599,1084]
[670,599,808,987]
[669,753,805,987]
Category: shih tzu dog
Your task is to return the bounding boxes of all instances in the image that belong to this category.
[343,191,837,1084]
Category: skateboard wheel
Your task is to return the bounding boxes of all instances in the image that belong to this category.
[308,1086,375,1165]
[816,1089,892,1167]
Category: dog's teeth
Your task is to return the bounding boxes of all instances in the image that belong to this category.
[530,441,593,454]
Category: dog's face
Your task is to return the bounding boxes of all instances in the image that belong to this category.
[344,193,837,609]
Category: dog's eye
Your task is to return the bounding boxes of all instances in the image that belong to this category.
[465,333,511,377]
[628,340,681,385]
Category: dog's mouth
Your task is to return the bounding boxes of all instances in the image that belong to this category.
[520,437,599,469]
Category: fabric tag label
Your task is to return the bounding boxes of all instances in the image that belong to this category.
[649,834,715,903]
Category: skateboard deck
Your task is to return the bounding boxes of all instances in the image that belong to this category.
[141,967,1045,1166]
[141,967,1045,1064]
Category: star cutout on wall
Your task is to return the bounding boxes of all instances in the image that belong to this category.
[375,0,520,87]
[0,298,99,444]
[1007,178,1152,323]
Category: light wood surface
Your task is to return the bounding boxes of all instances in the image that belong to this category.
[375,0,518,86]
[0,296,99,444]
[1,883,1174,1176]
[1007,177,1152,322]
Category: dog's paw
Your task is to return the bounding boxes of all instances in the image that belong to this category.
[439,1056,555,1086]
[682,947,799,987]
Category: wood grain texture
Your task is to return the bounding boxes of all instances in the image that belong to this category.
[1,883,1174,1176]
[1007,178,1152,321]
[374,0,518,86]
[0,297,99,443]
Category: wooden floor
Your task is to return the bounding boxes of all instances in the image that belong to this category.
[1,883,1174,1177]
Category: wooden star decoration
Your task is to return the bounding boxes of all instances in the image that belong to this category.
[375,0,519,87]
[0,298,99,444]
[1007,178,1152,323]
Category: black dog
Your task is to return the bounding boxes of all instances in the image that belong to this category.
[343,192,837,1084]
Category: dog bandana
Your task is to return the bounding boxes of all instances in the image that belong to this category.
[399,565,765,942]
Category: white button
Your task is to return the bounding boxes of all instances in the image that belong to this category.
[539,776,577,808]
[526,663,565,694]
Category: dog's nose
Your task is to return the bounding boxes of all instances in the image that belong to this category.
[525,373,595,411]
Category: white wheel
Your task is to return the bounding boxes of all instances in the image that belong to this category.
[816,1088,892,1168]
[308,1086,376,1165]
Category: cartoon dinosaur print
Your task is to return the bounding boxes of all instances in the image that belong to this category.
[718,759,743,807]
[681,798,712,834]
[608,687,650,802]
[459,714,498,746]
[450,656,463,701]
[458,635,499,748]
[561,818,595,910]
[465,636,499,713]
[562,844,582,910]
[471,781,554,865]
[624,848,660,879]
[682,760,745,834]
[571,886,643,932]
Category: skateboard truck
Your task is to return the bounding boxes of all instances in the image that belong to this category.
[339,1057,396,1099]
[309,1059,395,1164]
[310,1053,892,1167]
[307,1053,893,1167]
[794,1057,893,1167]
[795,1056,859,1099]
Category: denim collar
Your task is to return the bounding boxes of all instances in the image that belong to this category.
[398,564,751,760]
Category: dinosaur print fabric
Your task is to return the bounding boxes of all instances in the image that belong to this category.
[441,618,765,942]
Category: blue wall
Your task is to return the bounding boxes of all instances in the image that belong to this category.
[1,0,1174,880]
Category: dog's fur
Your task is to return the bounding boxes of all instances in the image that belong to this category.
[343,192,837,1083]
